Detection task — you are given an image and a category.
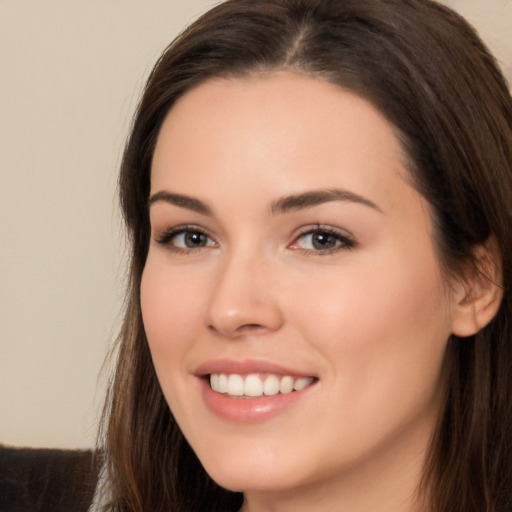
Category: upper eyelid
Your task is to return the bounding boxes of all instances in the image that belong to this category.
[292,224,355,239]
[152,223,355,247]
[153,224,216,238]
[153,224,217,246]
[289,225,357,251]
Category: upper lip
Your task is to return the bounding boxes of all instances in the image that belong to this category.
[194,358,317,378]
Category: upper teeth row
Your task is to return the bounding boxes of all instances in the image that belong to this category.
[210,373,314,397]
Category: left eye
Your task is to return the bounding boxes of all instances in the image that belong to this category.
[155,227,216,250]
[291,228,355,253]
[173,230,214,248]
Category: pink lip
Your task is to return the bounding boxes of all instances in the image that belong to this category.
[194,358,315,378]
[194,359,318,423]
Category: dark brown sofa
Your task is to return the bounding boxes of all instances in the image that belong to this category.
[0,445,100,512]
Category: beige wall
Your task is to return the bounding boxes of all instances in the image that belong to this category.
[0,0,220,449]
[1,1,511,449]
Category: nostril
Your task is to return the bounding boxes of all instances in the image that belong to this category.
[207,322,266,336]
[237,323,266,333]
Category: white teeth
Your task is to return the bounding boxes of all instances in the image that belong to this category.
[263,375,280,396]
[218,373,228,393]
[279,376,294,394]
[294,377,314,391]
[208,373,315,397]
[227,374,244,396]
[245,374,263,397]
[210,373,220,392]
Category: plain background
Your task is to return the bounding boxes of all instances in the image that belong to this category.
[1,0,511,449]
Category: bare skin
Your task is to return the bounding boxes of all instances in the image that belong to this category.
[142,72,500,512]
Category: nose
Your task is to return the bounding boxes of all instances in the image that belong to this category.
[204,251,284,339]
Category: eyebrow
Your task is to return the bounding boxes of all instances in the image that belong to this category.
[270,189,382,215]
[148,187,382,216]
[148,191,213,215]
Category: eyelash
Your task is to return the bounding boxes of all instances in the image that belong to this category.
[153,224,356,255]
[154,225,216,254]
[290,225,356,256]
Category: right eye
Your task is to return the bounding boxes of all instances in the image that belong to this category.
[155,226,217,252]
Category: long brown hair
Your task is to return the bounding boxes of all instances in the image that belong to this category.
[99,1,512,510]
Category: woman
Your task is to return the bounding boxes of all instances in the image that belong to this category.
[95,0,512,510]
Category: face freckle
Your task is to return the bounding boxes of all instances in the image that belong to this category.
[141,72,460,503]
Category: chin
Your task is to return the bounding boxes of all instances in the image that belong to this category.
[206,463,300,493]
[194,439,317,493]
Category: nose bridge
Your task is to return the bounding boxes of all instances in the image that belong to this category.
[204,243,283,337]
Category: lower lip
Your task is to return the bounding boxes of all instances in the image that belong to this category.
[200,378,316,423]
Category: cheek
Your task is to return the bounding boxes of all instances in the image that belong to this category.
[293,257,447,342]
[287,245,452,405]
[274,251,451,465]
[140,257,213,426]
[140,259,202,369]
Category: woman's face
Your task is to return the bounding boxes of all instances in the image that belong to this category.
[141,73,462,499]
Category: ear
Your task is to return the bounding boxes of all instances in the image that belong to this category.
[451,236,504,338]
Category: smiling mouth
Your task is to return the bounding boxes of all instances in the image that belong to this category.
[209,373,316,398]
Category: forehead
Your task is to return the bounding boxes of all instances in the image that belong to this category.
[151,72,413,213]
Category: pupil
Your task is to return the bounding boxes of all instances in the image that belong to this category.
[185,232,205,247]
[312,232,336,249]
